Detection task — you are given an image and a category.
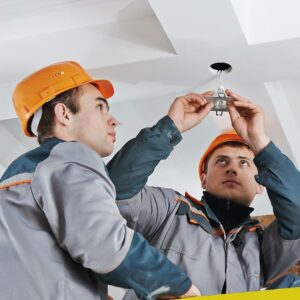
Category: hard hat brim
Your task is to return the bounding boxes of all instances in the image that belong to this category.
[90,79,114,99]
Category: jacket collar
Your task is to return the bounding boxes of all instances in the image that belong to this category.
[202,191,254,233]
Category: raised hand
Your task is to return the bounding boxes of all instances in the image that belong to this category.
[167,91,214,133]
[226,89,271,154]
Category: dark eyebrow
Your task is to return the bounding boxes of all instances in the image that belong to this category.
[215,155,229,160]
[95,97,110,111]
[237,156,252,161]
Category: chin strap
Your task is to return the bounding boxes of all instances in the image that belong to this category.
[31,107,43,137]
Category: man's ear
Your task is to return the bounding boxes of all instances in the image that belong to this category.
[54,103,71,126]
[200,173,207,189]
[256,184,264,195]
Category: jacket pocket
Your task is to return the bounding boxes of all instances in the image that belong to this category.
[160,213,212,259]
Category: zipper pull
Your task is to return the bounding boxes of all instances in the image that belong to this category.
[226,200,230,210]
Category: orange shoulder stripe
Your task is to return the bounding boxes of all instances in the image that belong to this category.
[0,180,32,190]
[176,196,209,221]
[185,192,204,206]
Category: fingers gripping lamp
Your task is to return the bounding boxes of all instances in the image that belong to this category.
[205,62,233,116]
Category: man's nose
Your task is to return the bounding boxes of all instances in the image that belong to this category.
[226,168,237,176]
[108,114,118,127]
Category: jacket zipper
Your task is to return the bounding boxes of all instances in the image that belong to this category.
[226,200,230,210]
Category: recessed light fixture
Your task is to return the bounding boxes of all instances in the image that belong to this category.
[209,62,232,74]
[206,62,233,116]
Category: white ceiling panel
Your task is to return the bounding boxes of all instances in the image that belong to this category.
[265,80,300,167]
[0,0,152,41]
[231,0,300,45]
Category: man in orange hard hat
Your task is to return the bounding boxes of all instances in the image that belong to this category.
[108,90,300,298]
[0,61,199,300]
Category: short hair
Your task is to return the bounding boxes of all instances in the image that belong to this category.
[29,87,82,144]
[202,141,252,174]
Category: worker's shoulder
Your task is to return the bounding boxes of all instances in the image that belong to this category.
[1,139,104,183]
[1,138,63,182]
[40,140,105,171]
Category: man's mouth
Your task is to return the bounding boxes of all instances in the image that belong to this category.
[108,133,116,142]
[222,180,240,185]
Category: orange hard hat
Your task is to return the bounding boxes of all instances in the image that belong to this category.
[13,61,114,137]
[198,130,249,177]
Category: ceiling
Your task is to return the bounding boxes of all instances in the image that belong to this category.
[1,0,300,217]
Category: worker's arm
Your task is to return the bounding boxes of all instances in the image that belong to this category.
[108,92,213,200]
[254,142,300,282]
[108,92,213,238]
[108,116,183,238]
[227,90,300,282]
[227,89,300,238]
[254,142,300,239]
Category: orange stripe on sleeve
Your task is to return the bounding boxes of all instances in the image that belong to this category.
[0,180,32,190]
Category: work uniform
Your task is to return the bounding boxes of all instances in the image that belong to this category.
[107,116,300,299]
[0,138,191,300]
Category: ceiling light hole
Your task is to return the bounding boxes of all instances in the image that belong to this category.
[209,62,232,74]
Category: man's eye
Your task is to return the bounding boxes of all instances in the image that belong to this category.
[216,158,227,165]
[97,104,108,111]
[240,160,250,167]
[97,103,109,112]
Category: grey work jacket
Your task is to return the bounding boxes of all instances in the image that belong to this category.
[107,116,300,299]
[0,138,191,300]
